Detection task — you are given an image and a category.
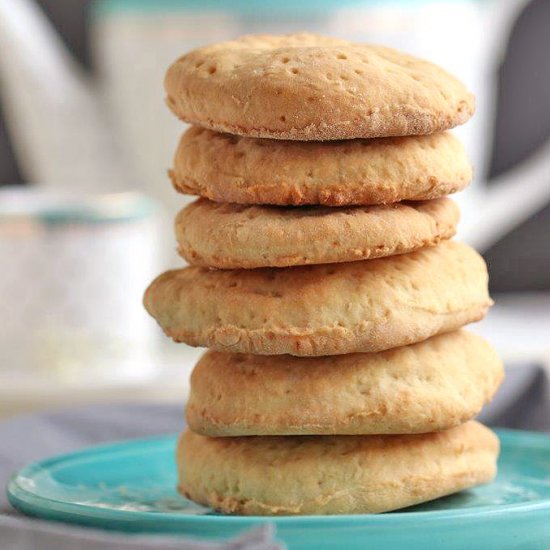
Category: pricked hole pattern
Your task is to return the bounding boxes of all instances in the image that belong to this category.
[337,53,348,60]
[208,66,217,74]
[291,68,299,75]
[282,57,290,64]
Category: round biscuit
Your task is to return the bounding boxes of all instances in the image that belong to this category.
[170,127,472,206]
[176,197,459,269]
[165,33,474,140]
[177,421,499,515]
[143,241,492,356]
[187,331,503,436]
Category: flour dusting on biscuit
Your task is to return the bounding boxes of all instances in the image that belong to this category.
[165,33,474,140]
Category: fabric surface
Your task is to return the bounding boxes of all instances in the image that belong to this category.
[0,518,279,550]
[0,403,283,550]
[1,364,549,549]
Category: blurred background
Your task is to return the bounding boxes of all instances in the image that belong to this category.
[0,0,549,418]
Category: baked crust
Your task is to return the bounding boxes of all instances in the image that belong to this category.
[170,127,472,206]
[165,33,474,140]
[177,422,499,515]
[175,197,459,269]
[143,241,492,356]
[186,331,503,436]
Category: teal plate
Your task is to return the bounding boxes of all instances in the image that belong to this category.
[7,429,550,549]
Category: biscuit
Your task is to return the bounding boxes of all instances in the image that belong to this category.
[186,331,503,436]
[143,241,492,356]
[170,128,471,206]
[165,33,474,140]
[176,197,459,269]
[177,421,499,515]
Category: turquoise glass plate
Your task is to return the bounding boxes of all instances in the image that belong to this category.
[7,429,550,549]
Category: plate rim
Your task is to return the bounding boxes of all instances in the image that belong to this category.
[7,428,550,527]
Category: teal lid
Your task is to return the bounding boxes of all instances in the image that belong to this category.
[92,0,453,17]
[0,187,157,225]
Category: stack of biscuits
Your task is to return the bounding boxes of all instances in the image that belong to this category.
[144,33,503,515]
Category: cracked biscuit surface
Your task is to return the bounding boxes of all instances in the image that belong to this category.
[164,33,474,140]
[186,331,503,436]
[176,197,459,269]
[143,241,492,356]
[170,127,471,206]
[177,421,499,515]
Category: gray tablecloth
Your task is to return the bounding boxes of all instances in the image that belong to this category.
[0,404,282,550]
[1,364,549,549]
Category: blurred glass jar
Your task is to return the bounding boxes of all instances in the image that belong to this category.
[0,188,160,384]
